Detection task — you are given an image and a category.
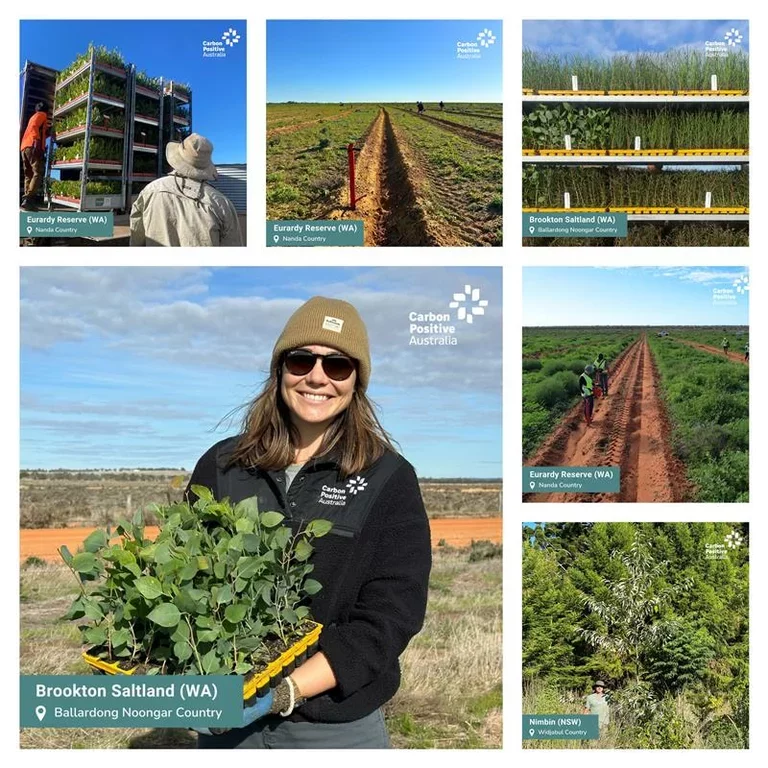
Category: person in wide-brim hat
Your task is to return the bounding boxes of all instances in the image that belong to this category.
[165,133,218,181]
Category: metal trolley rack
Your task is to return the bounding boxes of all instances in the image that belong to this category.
[162,80,193,173]
[51,47,129,211]
[128,70,165,206]
[522,90,750,229]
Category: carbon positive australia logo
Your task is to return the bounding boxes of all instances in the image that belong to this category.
[712,273,748,306]
[706,529,745,560]
[457,26,499,59]
[408,285,489,346]
[203,27,242,58]
[706,27,743,58]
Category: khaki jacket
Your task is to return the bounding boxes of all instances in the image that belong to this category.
[130,174,243,247]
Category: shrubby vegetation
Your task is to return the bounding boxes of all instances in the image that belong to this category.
[649,334,748,502]
[523,523,749,749]
[522,328,635,456]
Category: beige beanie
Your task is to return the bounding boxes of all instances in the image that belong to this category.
[272,297,371,390]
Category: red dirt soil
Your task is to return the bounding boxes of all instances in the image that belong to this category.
[677,339,749,365]
[525,335,688,502]
[20,518,502,561]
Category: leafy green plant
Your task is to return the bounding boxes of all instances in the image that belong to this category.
[135,70,161,91]
[54,137,123,163]
[57,44,126,84]
[59,488,332,676]
[135,94,160,118]
[55,105,125,134]
[51,180,122,199]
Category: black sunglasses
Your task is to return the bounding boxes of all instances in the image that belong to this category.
[283,349,357,381]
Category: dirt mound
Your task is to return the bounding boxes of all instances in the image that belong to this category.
[267,110,354,137]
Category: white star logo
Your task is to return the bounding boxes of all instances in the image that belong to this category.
[449,285,489,324]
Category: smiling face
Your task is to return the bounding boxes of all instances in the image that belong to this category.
[280,344,357,431]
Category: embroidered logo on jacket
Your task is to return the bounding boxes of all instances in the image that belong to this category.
[319,475,368,506]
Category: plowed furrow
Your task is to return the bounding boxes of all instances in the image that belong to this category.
[524,335,687,503]
[416,113,503,149]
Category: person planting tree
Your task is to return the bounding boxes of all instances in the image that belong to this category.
[187,297,432,748]
[593,353,609,397]
[579,364,595,427]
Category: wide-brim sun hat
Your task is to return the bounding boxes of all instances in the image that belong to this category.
[165,133,218,181]
[593,680,606,688]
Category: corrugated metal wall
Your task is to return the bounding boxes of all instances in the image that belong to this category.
[211,163,247,213]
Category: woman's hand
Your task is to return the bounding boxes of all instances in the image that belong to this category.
[192,689,274,736]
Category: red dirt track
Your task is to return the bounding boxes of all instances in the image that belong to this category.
[677,339,749,365]
[525,335,688,502]
[20,518,502,562]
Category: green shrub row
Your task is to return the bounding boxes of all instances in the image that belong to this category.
[649,336,749,501]
[53,137,123,163]
[50,180,122,199]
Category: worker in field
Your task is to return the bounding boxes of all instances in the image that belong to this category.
[744,342,749,362]
[579,364,595,426]
[417,101,424,114]
[439,100,445,111]
[129,133,243,247]
[189,297,431,748]
[20,101,50,211]
[583,680,610,736]
[722,337,730,357]
[593,353,609,396]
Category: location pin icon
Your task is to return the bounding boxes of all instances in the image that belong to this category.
[529,481,536,490]
[528,226,535,235]
[35,705,46,721]
[273,234,279,243]
[529,728,535,737]
[27,226,33,235]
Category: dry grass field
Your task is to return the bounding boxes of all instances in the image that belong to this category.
[20,472,502,528]
[20,543,502,749]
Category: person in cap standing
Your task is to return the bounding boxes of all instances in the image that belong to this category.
[20,101,51,211]
[188,297,432,749]
[129,133,243,246]
[583,680,610,734]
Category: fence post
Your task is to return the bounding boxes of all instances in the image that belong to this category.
[347,142,356,210]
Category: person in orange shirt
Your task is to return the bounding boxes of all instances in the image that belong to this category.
[20,101,49,210]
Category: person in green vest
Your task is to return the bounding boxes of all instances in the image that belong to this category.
[744,342,749,362]
[722,337,730,357]
[583,680,610,734]
[579,364,595,426]
[593,353,609,396]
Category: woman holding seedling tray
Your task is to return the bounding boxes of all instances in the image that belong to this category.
[188,297,432,748]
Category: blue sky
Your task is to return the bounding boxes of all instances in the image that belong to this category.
[523,267,749,326]
[267,20,502,102]
[20,268,502,476]
[523,20,749,57]
[20,20,246,163]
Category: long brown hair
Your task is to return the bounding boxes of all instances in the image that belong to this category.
[226,363,397,477]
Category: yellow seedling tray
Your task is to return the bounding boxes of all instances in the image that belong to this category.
[538,149,607,156]
[523,207,607,213]
[609,207,676,214]
[82,621,323,705]
[523,88,534,95]
[536,89,605,95]
[607,90,676,95]
[676,148,748,155]
[522,149,536,155]
[676,207,749,214]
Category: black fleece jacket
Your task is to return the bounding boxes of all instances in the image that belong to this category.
[186,436,432,723]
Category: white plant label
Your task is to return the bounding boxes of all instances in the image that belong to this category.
[711,74,718,91]
[564,192,571,209]
[634,136,641,151]
[571,75,578,91]
[705,192,712,209]
[564,134,572,151]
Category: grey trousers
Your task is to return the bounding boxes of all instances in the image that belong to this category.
[197,708,391,749]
